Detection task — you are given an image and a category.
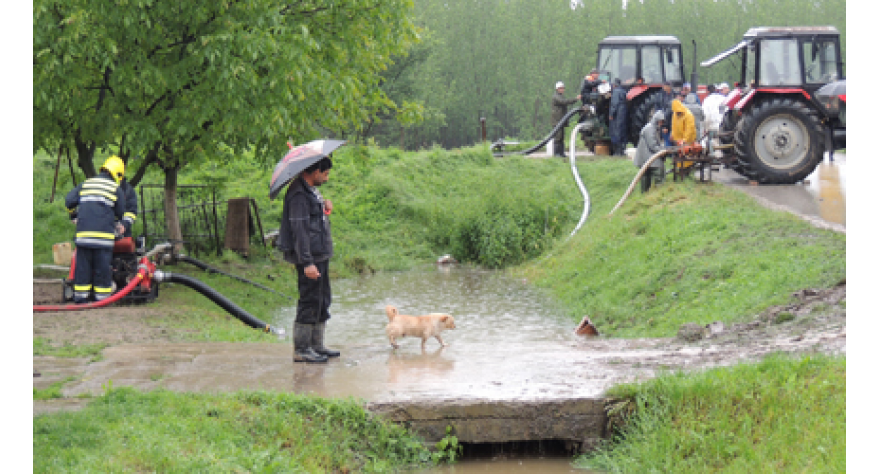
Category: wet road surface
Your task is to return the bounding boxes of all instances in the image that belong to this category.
[713,154,845,231]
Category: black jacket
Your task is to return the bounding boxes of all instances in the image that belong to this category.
[65,171,125,249]
[277,175,333,266]
[119,179,138,237]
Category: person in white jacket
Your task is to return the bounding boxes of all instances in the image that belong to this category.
[701,84,728,133]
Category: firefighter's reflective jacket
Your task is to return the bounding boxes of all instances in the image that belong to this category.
[65,171,126,249]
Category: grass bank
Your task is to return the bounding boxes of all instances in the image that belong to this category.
[578,354,846,472]
[33,387,435,473]
[514,176,846,338]
[34,147,845,341]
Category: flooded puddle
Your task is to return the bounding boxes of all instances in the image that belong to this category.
[273,265,574,348]
[805,157,846,226]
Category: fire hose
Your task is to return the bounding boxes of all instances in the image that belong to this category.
[177,255,292,300]
[33,243,285,335]
[33,243,170,312]
[33,261,154,312]
[568,122,591,237]
[608,149,670,215]
[152,270,284,335]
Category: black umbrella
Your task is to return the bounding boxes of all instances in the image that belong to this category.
[268,139,346,200]
[815,79,846,99]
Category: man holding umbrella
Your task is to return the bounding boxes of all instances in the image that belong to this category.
[271,140,345,363]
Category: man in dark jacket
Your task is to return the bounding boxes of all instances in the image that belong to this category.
[551,81,580,158]
[656,82,676,146]
[609,79,629,156]
[277,157,338,363]
[65,156,126,303]
[118,178,138,238]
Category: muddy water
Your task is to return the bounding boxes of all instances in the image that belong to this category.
[411,457,596,473]
[805,156,846,226]
[273,268,601,471]
[273,265,574,352]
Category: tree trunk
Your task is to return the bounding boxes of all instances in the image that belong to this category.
[163,159,184,254]
[73,133,97,178]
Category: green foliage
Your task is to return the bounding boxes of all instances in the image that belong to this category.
[377,0,847,149]
[433,426,463,464]
[515,169,846,338]
[579,354,846,473]
[33,377,78,401]
[33,388,434,473]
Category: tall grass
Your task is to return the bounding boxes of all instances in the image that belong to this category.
[514,177,846,337]
[578,354,846,473]
[33,387,433,473]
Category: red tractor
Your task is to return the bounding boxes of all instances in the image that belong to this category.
[580,35,687,148]
[702,26,845,184]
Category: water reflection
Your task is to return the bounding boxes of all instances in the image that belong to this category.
[273,266,574,348]
[806,157,846,226]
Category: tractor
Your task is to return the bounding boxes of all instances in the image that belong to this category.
[579,35,686,150]
[701,26,845,184]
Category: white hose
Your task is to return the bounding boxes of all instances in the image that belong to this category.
[609,149,669,215]
[569,122,591,237]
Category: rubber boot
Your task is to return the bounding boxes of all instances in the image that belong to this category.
[311,322,340,358]
[294,323,328,363]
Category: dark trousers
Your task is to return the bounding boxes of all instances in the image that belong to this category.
[641,167,665,193]
[295,260,331,324]
[73,246,113,302]
[553,128,566,156]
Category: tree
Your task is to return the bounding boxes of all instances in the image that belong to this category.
[34,0,419,248]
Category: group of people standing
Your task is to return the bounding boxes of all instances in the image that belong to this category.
[551,70,645,158]
[634,81,734,192]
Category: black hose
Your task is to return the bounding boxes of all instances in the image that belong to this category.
[160,271,283,334]
[519,107,585,155]
[178,255,293,300]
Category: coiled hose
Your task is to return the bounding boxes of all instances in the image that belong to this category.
[154,270,284,335]
[177,255,292,300]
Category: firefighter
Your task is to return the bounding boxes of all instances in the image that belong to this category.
[65,156,126,303]
[118,176,138,239]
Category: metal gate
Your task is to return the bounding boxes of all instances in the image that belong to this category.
[138,184,225,257]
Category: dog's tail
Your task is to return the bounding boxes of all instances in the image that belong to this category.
[385,305,399,322]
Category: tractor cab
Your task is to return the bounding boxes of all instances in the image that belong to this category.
[596,35,684,87]
[703,26,843,95]
[700,26,845,184]
[580,35,686,150]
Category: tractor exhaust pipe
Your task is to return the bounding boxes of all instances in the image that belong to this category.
[691,40,699,91]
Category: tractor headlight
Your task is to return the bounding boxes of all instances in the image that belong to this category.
[816,94,840,118]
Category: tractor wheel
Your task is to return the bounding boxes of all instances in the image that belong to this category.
[733,97,824,184]
[629,90,662,146]
[720,110,759,180]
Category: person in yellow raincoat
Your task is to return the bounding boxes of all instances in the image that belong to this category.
[670,99,696,145]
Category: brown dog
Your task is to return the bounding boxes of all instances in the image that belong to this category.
[385,305,456,349]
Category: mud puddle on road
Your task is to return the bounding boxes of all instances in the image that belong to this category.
[805,157,846,226]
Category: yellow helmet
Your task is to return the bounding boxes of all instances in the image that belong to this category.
[101,156,125,183]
